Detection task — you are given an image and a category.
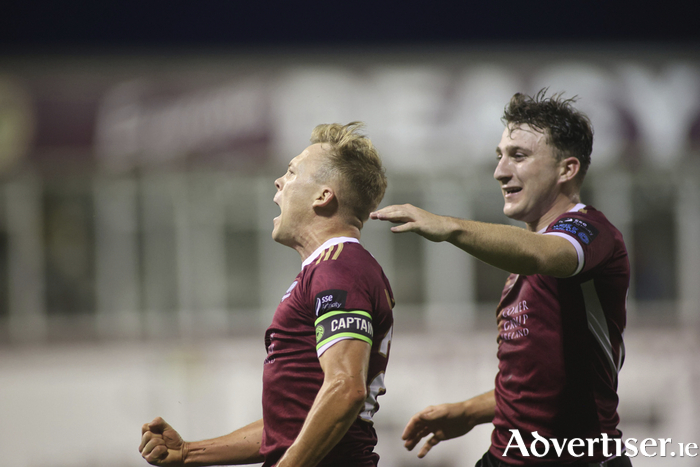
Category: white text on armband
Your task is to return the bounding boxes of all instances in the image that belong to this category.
[315,310,373,351]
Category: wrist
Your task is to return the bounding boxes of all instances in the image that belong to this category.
[182,441,207,467]
[444,217,466,244]
[462,396,495,426]
[459,400,476,425]
[181,441,189,465]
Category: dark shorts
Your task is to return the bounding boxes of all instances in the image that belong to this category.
[475,450,633,467]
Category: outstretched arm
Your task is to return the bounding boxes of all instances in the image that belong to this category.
[139,417,264,466]
[402,390,496,458]
[370,204,577,277]
[276,339,371,467]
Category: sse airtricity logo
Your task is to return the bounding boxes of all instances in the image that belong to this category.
[313,289,348,316]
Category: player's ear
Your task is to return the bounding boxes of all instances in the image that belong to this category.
[313,187,337,211]
[559,156,580,183]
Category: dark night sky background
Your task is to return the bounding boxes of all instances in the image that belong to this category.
[1,1,698,52]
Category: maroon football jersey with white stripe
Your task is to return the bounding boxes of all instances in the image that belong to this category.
[490,204,630,465]
[261,237,394,467]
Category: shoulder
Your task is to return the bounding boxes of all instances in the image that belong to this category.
[545,205,628,276]
[547,205,621,245]
[301,240,383,294]
[307,241,379,278]
[303,241,389,319]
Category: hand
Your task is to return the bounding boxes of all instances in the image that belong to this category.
[370,204,455,242]
[139,417,187,466]
[401,402,476,458]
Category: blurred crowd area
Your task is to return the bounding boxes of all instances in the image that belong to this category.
[1,48,700,466]
[1,48,700,343]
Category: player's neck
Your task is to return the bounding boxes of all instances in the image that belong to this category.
[294,221,361,262]
[527,192,581,233]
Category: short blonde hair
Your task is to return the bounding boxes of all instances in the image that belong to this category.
[310,122,387,223]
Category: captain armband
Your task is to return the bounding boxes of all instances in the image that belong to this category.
[315,310,373,354]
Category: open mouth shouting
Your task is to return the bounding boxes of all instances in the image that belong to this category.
[272,191,283,226]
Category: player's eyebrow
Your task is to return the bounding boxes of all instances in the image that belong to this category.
[498,144,530,155]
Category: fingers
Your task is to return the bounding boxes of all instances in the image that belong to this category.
[140,418,168,456]
[145,444,168,464]
[372,204,444,239]
[389,222,418,234]
[369,205,395,220]
[403,425,430,451]
[404,429,442,458]
[140,432,166,460]
[370,204,417,223]
[148,416,170,434]
[417,435,441,458]
[401,413,426,441]
[402,408,435,451]
[402,405,446,455]
[139,430,151,452]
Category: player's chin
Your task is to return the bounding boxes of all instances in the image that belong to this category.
[502,203,516,218]
[271,226,288,245]
[502,204,525,221]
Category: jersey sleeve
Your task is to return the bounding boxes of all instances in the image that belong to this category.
[307,258,375,357]
[544,211,615,277]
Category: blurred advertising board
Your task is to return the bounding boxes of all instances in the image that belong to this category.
[1,50,699,176]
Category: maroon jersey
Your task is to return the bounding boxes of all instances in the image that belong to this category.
[490,204,630,465]
[261,237,394,467]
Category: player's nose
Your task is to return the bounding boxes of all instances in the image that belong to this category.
[493,157,512,182]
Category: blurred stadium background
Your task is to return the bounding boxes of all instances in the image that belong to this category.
[1,2,699,466]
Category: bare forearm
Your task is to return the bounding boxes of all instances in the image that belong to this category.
[446,218,576,277]
[461,390,496,427]
[185,419,264,466]
[277,379,365,467]
[371,205,576,277]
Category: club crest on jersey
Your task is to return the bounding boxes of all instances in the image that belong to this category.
[315,325,324,341]
[551,217,599,245]
[281,281,298,302]
[314,289,348,316]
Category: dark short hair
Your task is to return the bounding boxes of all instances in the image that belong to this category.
[310,122,387,223]
[502,89,594,180]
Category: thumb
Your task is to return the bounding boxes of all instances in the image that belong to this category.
[390,222,416,234]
